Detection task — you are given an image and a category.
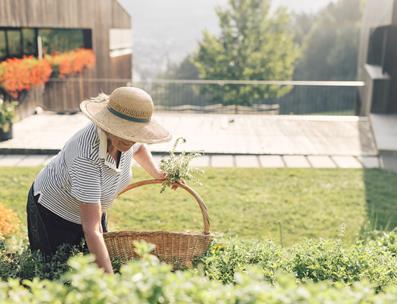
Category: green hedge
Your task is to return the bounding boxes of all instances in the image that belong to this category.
[1,232,397,302]
[0,240,82,281]
[1,242,397,303]
[197,233,397,290]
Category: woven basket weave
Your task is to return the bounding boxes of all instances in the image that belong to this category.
[104,179,212,268]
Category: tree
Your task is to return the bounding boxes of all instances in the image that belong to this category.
[161,55,199,80]
[294,0,364,81]
[192,0,300,106]
[153,56,205,108]
[289,13,316,46]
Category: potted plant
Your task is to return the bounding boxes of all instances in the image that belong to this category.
[0,99,17,141]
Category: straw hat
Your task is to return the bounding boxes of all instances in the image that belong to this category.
[80,87,171,143]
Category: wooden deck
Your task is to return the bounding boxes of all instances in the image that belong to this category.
[0,112,377,157]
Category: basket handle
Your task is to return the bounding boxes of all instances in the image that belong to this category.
[118,179,211,235]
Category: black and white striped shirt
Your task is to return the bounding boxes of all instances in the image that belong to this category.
[34,122,141,224]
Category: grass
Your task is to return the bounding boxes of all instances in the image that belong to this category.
[1,167,397,246]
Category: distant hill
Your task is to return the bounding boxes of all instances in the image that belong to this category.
[118,0,334,80]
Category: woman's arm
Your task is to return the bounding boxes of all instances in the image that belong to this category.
[80,203,113,274]
[133,144,165,179]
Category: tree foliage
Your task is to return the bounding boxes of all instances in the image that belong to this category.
[294,0,364,81]
[192,0,300,105]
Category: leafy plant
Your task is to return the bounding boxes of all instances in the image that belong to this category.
[0,241,83,281]
[0,99,17,130]
[1,245,397,303]
[194,234,397,291]
[195,238,282,284]
[159,137,203,192]
[1,234,397,300]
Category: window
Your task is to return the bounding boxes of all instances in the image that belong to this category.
[39,29,86,54]
[0,30,6,59]
[22,28,36,56]
[0,28,26,59]
[109,29,132,57]
[368,26,387,66]
[0,27,92,60]
[6,29,22,57]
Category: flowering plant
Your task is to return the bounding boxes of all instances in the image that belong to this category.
[45,48,95,78]
[0,57,51,98]
[0,48,95,98]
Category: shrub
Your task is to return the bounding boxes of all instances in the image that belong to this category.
[287,238,397,290]
[361,229,397,257]
[195,239,283,284]
[0,243,395,303]
[0,242,82,281]
[0,100,18,130]
[197,234,397,291]
[2,233,397,300]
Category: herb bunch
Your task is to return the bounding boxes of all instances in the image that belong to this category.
[159,137,203,192]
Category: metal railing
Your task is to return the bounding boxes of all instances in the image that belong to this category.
[44,78,365,115]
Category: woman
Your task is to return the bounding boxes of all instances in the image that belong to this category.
[26,86,171,273]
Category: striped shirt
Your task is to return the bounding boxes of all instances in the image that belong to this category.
[34,122,141,224]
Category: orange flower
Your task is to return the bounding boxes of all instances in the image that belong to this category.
[0,204,20,238]
[0,48,95,98]
[46,48,95,77]
[0,56,52,98]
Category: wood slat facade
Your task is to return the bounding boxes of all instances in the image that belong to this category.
[0,0,132,116]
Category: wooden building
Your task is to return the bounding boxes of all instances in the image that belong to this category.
[0,0,132,117]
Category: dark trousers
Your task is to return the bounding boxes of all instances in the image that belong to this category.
[26,183,107,255]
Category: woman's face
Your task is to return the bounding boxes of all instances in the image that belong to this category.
[107,133,135,152]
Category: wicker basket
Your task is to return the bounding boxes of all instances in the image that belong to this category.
[104,179,212,268]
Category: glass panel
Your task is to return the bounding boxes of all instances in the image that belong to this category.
[39,29,85,54]
[6,29,22,57]
[0,30,6,59]
[22,28,36,56]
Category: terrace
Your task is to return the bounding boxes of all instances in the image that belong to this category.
[0,79,382,169]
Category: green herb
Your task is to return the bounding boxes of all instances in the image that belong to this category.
[159,137,203,192]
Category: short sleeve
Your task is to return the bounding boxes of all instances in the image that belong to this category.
[132,143,143,155]
[69,157,101,204]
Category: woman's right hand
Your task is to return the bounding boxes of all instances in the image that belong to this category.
[171,179,185,191]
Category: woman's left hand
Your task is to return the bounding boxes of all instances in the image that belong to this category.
[154,169,167,180]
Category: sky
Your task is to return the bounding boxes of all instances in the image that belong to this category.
[118,0,336,79]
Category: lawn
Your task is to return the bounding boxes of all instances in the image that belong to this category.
[1,167,397,246]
